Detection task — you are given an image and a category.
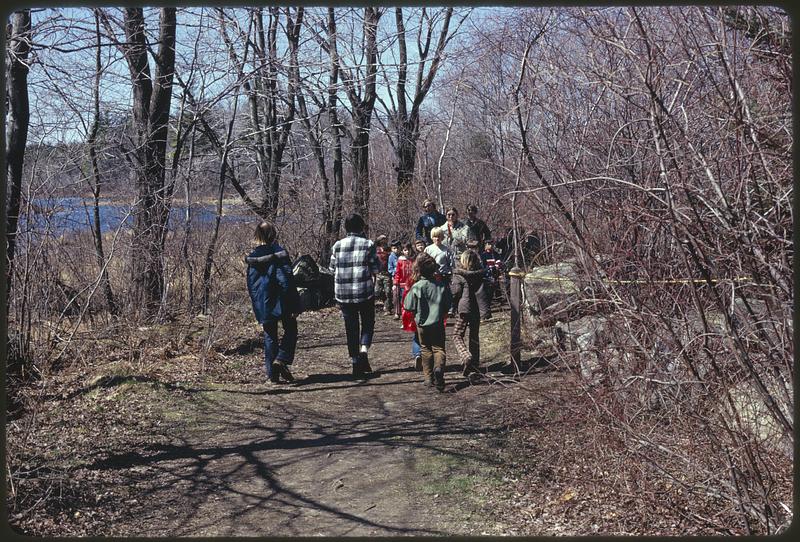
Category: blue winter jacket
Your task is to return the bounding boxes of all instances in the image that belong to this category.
[246,243,300,324]
[388,251,398,277]
[415,210,446,244]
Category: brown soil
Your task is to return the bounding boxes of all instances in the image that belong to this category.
[109,311,524,536]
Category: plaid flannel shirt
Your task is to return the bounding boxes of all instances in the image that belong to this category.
[329,234,381,303]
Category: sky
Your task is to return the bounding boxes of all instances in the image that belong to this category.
[23,6,505,145]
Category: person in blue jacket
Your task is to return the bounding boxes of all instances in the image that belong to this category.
[415,198,446,245]
[245,221,301,384]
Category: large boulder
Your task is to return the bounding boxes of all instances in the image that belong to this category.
[554,315,610,384]
[732,296,791,347]
[721,371,793,459]
[523,261,582,314]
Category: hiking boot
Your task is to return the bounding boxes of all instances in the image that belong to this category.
[433,368,445,392]
[273,360,294,383]
[393,314,401,321]
[353,362,366,380]
[422,377,434,387]
[358,351,373,374]
[467,371,483,384]
[414,356,423,372]
[268,363,281,383]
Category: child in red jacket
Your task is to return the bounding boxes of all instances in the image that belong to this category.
[394,242,414,316]
[398,242,422,369]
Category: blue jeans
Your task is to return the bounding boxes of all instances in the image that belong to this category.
[411,330,421,357]
[263,314,298,378]
[339,299,375,360]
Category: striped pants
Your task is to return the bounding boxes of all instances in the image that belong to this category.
[452,313,480,368]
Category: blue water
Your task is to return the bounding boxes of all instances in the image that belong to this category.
[19,197,252,234]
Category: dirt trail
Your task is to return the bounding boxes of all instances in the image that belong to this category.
[91,308,554,536]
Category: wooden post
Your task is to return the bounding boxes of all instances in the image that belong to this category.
[509,267,525,373]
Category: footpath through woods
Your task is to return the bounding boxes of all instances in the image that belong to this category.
[10,297,750,536]
[92,306,564,537]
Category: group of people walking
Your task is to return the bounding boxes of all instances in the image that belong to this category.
[245,198,505,393]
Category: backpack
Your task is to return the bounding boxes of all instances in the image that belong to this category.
[292,254,320,287]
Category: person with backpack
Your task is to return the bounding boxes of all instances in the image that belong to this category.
[403,253,452,392]
[245,221,301,384]
[329,213,381,379]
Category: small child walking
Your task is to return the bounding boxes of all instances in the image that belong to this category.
[388,240,402,319]
[398,243,422,369]
[393,242,414,320]
[374,235,393,315]
[450,249,491,381]
[403,253,452,391]
[246,221,301,384]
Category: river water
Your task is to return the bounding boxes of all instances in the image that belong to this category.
[20,197,252,234]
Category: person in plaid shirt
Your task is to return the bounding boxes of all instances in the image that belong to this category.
[329,213,381,379]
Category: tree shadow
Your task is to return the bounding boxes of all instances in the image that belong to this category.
[221,337,261,356]
[487,355,558,375]
[84,400,504,536]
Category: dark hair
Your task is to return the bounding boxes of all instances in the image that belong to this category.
[467,204,478,213]
[344,213,366,234]
[254,221,277,245]
[402,242,414,252]
[411,252,437,282]
[446,207,459,217]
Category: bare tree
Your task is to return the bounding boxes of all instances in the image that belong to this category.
[329,7,383,221]
[378,7,464,225]
[85,9,117,315]
[291,8,345,261]
[99,8,177,318]
[216,7,299,219]
[4,9,32,306]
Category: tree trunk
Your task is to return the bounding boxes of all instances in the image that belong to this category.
[121,8,177,318]
[396,120,419,191]
[350,108,372,222]
[87,10,117,316]
[4,10,32,306]
[182,129,196,312]
[323,8,345,258]
[346,7,382,224]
